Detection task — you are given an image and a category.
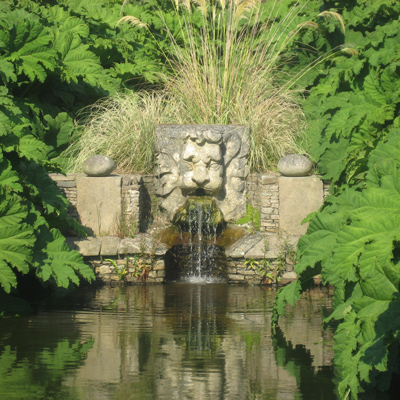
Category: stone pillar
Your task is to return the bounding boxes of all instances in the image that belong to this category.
[278,176,323,235]
[76,176,122,236]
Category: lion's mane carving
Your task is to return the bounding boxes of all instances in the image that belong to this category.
[155,125,250,221]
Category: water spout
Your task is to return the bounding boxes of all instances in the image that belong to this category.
[167,197,227,282]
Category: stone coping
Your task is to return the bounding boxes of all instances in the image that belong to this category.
[66,234,168,257]
[67,232,298,260]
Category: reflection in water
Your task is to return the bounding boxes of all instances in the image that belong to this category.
[0,284,337,399]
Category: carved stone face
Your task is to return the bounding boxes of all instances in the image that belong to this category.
[180,139,223,196]
[155,125,250,222]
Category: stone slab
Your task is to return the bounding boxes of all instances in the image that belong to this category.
[100,236,121,256]
[261,175,278,185]
[57,181,76,188]
[225,232,264,258]
[73,237,102,256]
[278,176,323,235]
[154,243,169,256]
[118,238,141,255]
[245,235,280,259]
[76,176,122,236]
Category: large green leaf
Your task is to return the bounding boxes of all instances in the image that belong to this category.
[0,151,22,192]
[0,190,35,292]
[8,20,57,82]
[35,229,95,288]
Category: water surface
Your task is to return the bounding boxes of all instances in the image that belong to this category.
[0,284,337,400]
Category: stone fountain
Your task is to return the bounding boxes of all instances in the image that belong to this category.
[155,125,250,222]
[155,125,250,280]
[55,124,326,285]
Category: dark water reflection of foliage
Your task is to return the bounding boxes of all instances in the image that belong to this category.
[0,312,93,400]
[0,285,338,400]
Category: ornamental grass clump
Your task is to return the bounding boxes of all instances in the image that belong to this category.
[64,91,173,174]
[159,0,310,170]
[66,0,342,173]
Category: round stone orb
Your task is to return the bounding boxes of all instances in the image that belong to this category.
[277,154,313,177]
[82,155,115,177]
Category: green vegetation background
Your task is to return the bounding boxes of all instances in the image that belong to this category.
[1,0,400,398]
[272,1,400,399]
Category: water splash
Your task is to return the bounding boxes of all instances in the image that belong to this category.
[170,197,227,282]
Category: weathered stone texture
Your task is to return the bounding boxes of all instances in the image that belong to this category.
[278,176,324,235]
[277,154,313,177]
[155,125,250,222]
[246,173,261,210]
[76,176,122,236]
[82,155,115,177]
[260,174,279,234]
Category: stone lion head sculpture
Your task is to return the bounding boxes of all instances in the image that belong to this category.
[155,125,250,222]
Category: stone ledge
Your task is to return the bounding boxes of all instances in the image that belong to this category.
[225,233,264,258]
[70,237,102,256]
[261,174,278,185]
[67,235,169,257]
[225,233,284,259]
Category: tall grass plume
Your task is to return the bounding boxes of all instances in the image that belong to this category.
[65,0,344,173]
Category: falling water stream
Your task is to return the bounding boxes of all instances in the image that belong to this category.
[168,197,227,282]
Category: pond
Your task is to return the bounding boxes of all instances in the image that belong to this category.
[0,284,338,400]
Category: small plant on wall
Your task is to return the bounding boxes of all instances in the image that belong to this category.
[236,204,261,232]
[245,236,297,285]
[105,258,129,281]
[131,256,152,282]
[114,212,137,238]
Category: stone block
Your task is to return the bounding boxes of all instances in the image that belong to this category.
[243,269,256,276]
[97,265,112,275]
[280,271,298,285]
[76,176,122,236]
[57,181,76,188]
[247,278,261,285]
[281,271,298,280]
[245,235,280,259]
[118,238,141,255]
[261,207,273,214]
[73,237,102,256]
[154,243,169,256]
[261,175,278,184]
[228,274,245,281]
[157,270,165,277]
[225,233,264,258]
[100,236,121,256]
[155,125,250,222]
[278,176,323,235]
[154,260,165,270]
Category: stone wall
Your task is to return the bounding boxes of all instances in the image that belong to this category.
[50,173,156,235]
[67,235,166,283]
[259,175,280,234]
[51,172,330,285]
[247,173,327,236]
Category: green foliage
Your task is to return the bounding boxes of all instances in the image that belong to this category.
[1,0,152,309]
[295,0,400,192]
[273,1,400,398]
[105,258,129,281]
[236,203,261,231]
[0,339,93,399]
